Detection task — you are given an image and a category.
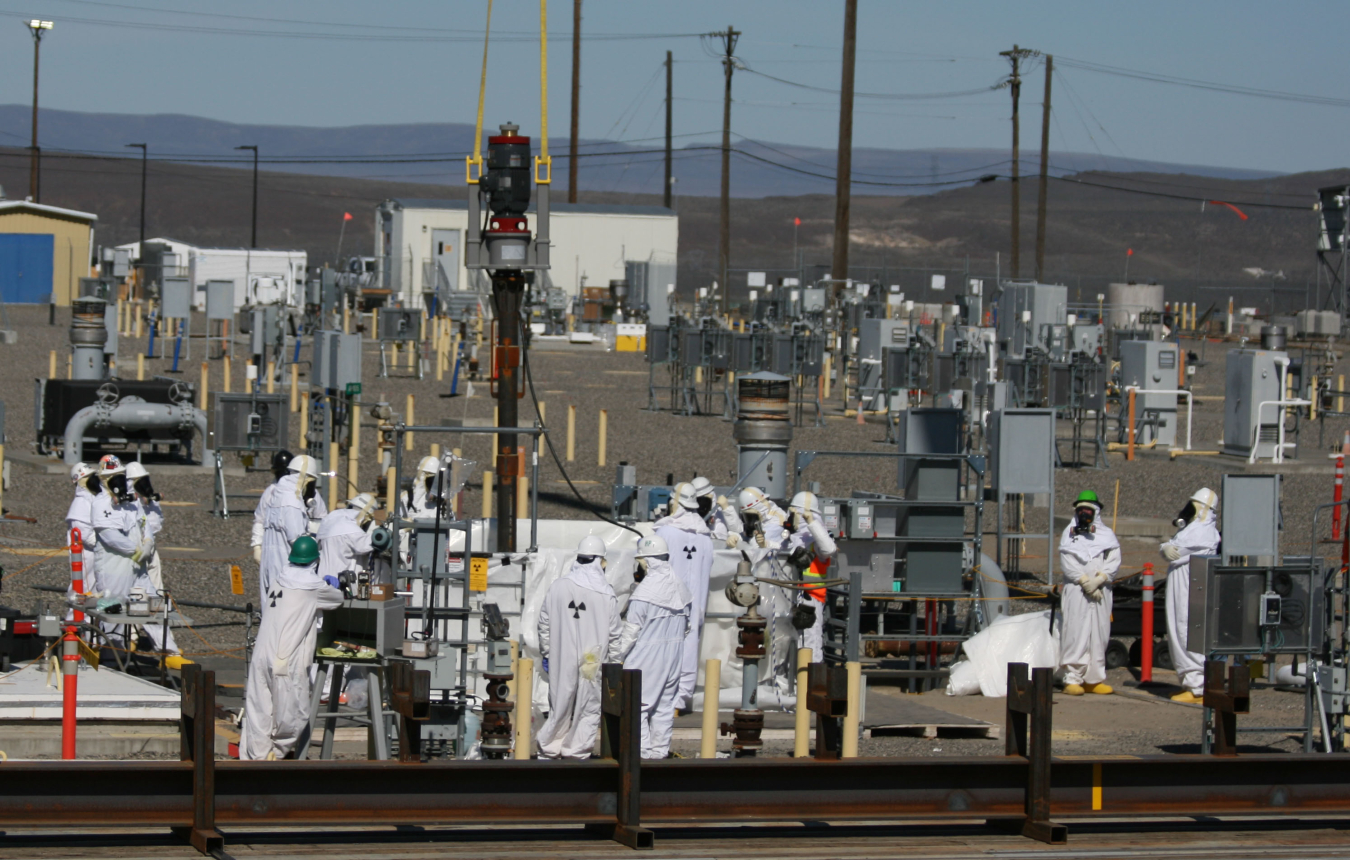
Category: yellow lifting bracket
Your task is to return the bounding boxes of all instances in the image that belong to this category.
[465,0,494,185]
[535,0,552,184]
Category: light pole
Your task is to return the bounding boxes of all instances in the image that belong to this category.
[125,144,147,251]
[27,19,52,203]
[235,145,258,248]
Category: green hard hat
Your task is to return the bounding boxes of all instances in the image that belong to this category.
[288,535,319,565]
[1073,490,1102,509]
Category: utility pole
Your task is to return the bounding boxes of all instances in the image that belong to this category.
[718,25,740,315]
[27,20,52,203]
[568,0,581,203]
[831,0,858,287]
[664,50,673,209]
[235,145,259,248]
[1034,54,1053,281]
[1000,44,1034,280]
[126,144,147,251]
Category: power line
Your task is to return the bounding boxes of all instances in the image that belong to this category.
[1055,55,1350,109]
[740,65,1002,101]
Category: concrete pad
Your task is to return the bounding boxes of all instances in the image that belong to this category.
[0,661,179,721]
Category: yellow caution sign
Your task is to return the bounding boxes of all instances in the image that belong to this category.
[470,557,489,592]
[230,565,244,596]
[76,637,100,671]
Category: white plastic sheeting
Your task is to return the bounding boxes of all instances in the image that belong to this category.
[947,610,1061,697]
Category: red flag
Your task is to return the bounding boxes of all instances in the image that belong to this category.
[343,212,353,221]
[794,217,801,226]
[1127,248,1133,256]
[1209,200,1248,220]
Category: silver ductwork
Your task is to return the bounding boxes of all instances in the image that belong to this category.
[733,371,793,501]
[70,298,108,381]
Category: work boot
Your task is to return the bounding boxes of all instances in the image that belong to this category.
[1062,683,1085,695]
[164,655,193,671]
[1083,683,1114,695]
[1170,690,1203,704]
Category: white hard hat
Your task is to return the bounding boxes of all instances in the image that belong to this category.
[577,535,607,558]
[347,492,378,513]
[125,461,150,482]
[789,491,822,518]
[416,456,440,476]
[287,454,320,478]
[634,534,669,559]
[673,482,699,511]
[738,487,767,513]
[1190,487,1218,510]
[97,454,125,478]
[70,462,96,485]
[690,476,714,499]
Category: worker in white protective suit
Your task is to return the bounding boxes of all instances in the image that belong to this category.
[784,491,838,663]
[260,455,321,607]
[399,456,443,520]
[252,451,327,564]
[317,493,380,586]
[536,535,623,759]
[242,535,343,760]
[1160,488,1221,704]
[1058,489,1122,695]
[618,535,692,759]
[124,462,181,658]
[737,487,789,556]
[91,455,140,603]
[65,462,101,603]
[690,476,717,525]
[654,483,715,713]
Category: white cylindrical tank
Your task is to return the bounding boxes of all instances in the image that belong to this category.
[1106,283,1164,330]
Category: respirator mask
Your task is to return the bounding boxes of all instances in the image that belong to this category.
[134,476,160,502]
[301,476,317,503]
[741,512,761,535]
[1072,505,1096,537]
[697,496,713,518]
[634,557,649,583]
[1173,501,1197,529]
[85,475,102,495]
[106,474,129,503]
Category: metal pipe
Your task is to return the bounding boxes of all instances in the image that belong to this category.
[842,661,861,758]
[793,648,810,758]
[701,658,720,759]
[62,399,208,465]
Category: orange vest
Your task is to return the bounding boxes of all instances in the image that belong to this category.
[805,555,830,603]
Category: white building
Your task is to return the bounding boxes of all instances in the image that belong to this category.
[375,198,677,307]
[114,238,307,310]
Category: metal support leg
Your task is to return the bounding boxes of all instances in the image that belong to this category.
[368,665,390,760]
[1203,659,1250,757]
[993,662,1066,844]
[297,662,330,761]
[319,663,343,760]
[596,664,653,850]
[389,660,430,762]
[172,664,223,855]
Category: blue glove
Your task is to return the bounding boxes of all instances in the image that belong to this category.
[542,657,549,674]
[323,575,341,589]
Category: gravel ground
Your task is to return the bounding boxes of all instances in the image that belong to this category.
[2,304,1345,758]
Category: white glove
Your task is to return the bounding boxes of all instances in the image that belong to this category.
[1081,572,1109,600]
[803,509,815,524]
[1161,543,1182,561]
[252,545,263,564]
[716,494,730,511]
[755,530,767,549]
[725,533,740,549]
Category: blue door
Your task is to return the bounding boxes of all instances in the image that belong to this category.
[0,233,55,303]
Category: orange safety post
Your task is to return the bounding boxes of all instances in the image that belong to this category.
[1140,563,1154,684]
[1335,455,1345,541]
[1127,388,1136,461]
[64,526,85,760]
[68,528,84,623]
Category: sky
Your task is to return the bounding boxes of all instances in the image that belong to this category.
[0,0,1345,175]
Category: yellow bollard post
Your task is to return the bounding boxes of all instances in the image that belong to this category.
[823,354,832,400]
[430,443,441,459]
[566,404,576,462]
[135,354,144,381]
[492,406,499,462]
[700,658,721,759]
[328,441,340,512]
[134,303,143,338]
[794,648,811,758]
[385,466,396,514]
[347,406,361,498]
[223,356,232,393]
[482,470,494,518]
[266,361,275,394]
[598,409,608,467]
[538,401,545,426]
[200,361,209,410]
[409,340,417,371]
[342,303,350,334]
[290,367,299,412]
[299,394,308,450]
[48,350,56,380]
[391,343,400,369]
[405,395,415,451]
[513,658,534,759]
[436,334,445,382]
[66,355,72,379]
[517,474,530,522]
[842,661,861,758]
[695,366,703,384]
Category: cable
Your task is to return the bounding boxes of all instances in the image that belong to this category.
[518,329,642,538]
[1055,55,1350,109]
[1048,174,1311,211]
[741,65,1003,101]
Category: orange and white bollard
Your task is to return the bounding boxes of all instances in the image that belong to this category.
[63,526,85,760]
[69,527,84,623]
[1335,455,1345,541]
[1140,562,1154,684]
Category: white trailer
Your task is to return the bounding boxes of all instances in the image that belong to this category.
[186,248,307,311]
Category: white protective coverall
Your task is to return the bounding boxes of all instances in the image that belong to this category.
[260,474,312,604]
[618,558,692,759]
[131,495,179,654]
[785,515,838,663]
[241,561,343,760]
[317,509,375,585]
[653,508,714,710]
[92,492,140,602]
[710,501,743,544]
[253,480,327,559]
[65,484,100,600]
[1058,521,1122,687]
[1162,510,1221,696]
[536,557,622,759]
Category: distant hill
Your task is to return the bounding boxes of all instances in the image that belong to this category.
[0,105,1281,199]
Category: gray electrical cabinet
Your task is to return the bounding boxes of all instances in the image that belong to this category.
[801,288,827,314]
[1222,348,1289,460]
[1221,473,1281,563]
[161,277,192,320]
[210,392,289,453]
[1188,555,1323,655]
[895,408,965,595]
[988,408,1054,494]
[1119,340,1180,447]
[205,280,234,321]
[378,307,421,342]
[1071,323,1104,358]
[246,305,280,358]
[102,300,118,358]
[997,282,1068,359]
[858,319,910,399]
[312,330,363,392]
